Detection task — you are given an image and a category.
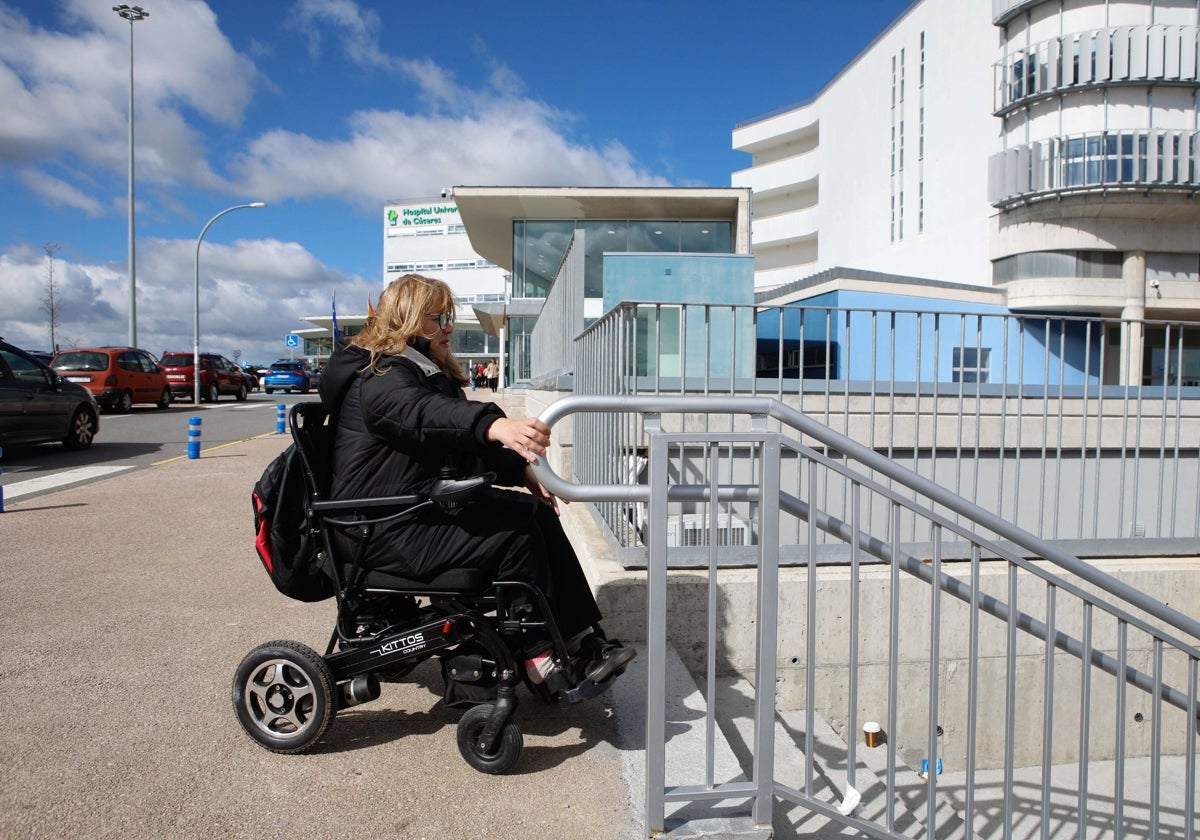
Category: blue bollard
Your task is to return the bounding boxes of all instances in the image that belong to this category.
[276,403,286,434]
[188,416,202,459]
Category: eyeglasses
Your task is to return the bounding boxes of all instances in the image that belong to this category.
[426,311,455,330]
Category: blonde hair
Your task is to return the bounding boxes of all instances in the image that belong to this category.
[350,274,467,386]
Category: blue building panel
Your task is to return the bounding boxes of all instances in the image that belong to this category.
[605,253,756,381]
[758,289,1105,387]
[602,253,755,311]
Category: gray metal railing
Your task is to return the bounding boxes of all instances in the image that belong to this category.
[528,230,584,389]
[989,129,1200,207]
[993,25,1200,115]
[571,302,1200,560]
[534,394,1200,838]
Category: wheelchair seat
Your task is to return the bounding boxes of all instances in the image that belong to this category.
[359,566,492,593]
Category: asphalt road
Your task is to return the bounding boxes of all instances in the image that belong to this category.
[1,391,313,503]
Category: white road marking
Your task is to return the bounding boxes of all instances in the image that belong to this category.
[1,465,135,500]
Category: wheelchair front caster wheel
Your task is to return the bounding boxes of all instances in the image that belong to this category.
[232,640,335,754]
[456,704,523,774]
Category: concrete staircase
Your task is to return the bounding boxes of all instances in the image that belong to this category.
[607,649,1195,838]
[609,646,949,839]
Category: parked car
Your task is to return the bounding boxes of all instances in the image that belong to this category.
[160,352,248,402]
[240,363,260,392]
[0,338,100,449]
[50,347,171,413]
[263,360,313,394]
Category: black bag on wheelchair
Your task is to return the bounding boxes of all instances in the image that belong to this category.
[439,640,500,708]
[251,443,335,602]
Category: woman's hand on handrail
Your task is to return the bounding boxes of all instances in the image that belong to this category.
[486,416,551,462]
[523,464,566,515]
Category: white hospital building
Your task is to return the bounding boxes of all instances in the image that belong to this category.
[735,0,1200,382]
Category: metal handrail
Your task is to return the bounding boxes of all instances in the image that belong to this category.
[534,393,1200,836]
[536,393,1200,645]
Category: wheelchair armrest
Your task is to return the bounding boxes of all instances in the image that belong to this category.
[310,494,423,514]
[429,471,496,509]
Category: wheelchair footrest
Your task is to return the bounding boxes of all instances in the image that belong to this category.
[558,676,610,705]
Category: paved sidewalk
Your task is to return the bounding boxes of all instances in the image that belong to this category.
[0,432,640,840]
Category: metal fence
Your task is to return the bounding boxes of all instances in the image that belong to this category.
[535,394,1200,839]
[571,302,1200,562]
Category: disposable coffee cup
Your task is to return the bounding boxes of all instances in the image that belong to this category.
[863,721,882,748]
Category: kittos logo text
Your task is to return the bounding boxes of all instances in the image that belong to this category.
[378,632,425,654]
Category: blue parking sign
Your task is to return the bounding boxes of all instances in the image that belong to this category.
[285,334,300,348]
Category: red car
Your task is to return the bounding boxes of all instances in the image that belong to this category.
[160,352,248,402]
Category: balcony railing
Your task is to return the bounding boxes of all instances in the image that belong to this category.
[988,129,1200,207]
[994,25,1200,115]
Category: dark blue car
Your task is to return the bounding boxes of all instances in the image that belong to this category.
[263,360,312,394]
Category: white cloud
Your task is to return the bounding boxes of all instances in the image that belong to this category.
[0,0,676,367]
[2,0,669,220]
[0,237,371,364]
[287,0,390,71]
[0,0,258,190]
[228,98,668,208]
[18,171,106,217]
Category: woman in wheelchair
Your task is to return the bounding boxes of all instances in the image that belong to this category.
[318,272,635,690]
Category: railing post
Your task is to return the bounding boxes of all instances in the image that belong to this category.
[645,419,668,836]
[752,435,782,827]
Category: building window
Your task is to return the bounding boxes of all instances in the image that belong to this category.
[1147,252,1200,282]
[1144,327,1200,387]
[919,31,925,86]
[992,250,1124,283]
[919,182,925,233]
[953,347,991,384]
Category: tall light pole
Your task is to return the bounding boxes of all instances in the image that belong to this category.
[113,4,148,348]
[194,203,267,405]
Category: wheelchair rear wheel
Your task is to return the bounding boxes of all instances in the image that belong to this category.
[232,640,335,754]
[456,704,523,774]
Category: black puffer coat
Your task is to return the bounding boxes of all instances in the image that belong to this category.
[318,341,527,500]
[317,341,603,636]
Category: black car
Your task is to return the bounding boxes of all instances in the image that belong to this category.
[0,338,100,449]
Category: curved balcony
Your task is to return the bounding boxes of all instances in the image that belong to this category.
[994,25,1200,115]
[988,129,1200,208]
[733,149,820,198]
[993,0,1049,26]
[751,206,820,249]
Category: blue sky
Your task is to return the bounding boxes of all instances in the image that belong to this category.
[1,0,912,364]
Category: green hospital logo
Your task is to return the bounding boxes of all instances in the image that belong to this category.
[387,209,398,226]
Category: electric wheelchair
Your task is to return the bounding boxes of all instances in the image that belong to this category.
[231,402,620,774]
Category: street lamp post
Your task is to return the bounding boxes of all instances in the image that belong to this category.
[193,203,267,405]
[113,4,148,348]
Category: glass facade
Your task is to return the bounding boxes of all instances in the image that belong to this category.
[511,219,733,301]
[451,324,500,356]
[506,217,734,383]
